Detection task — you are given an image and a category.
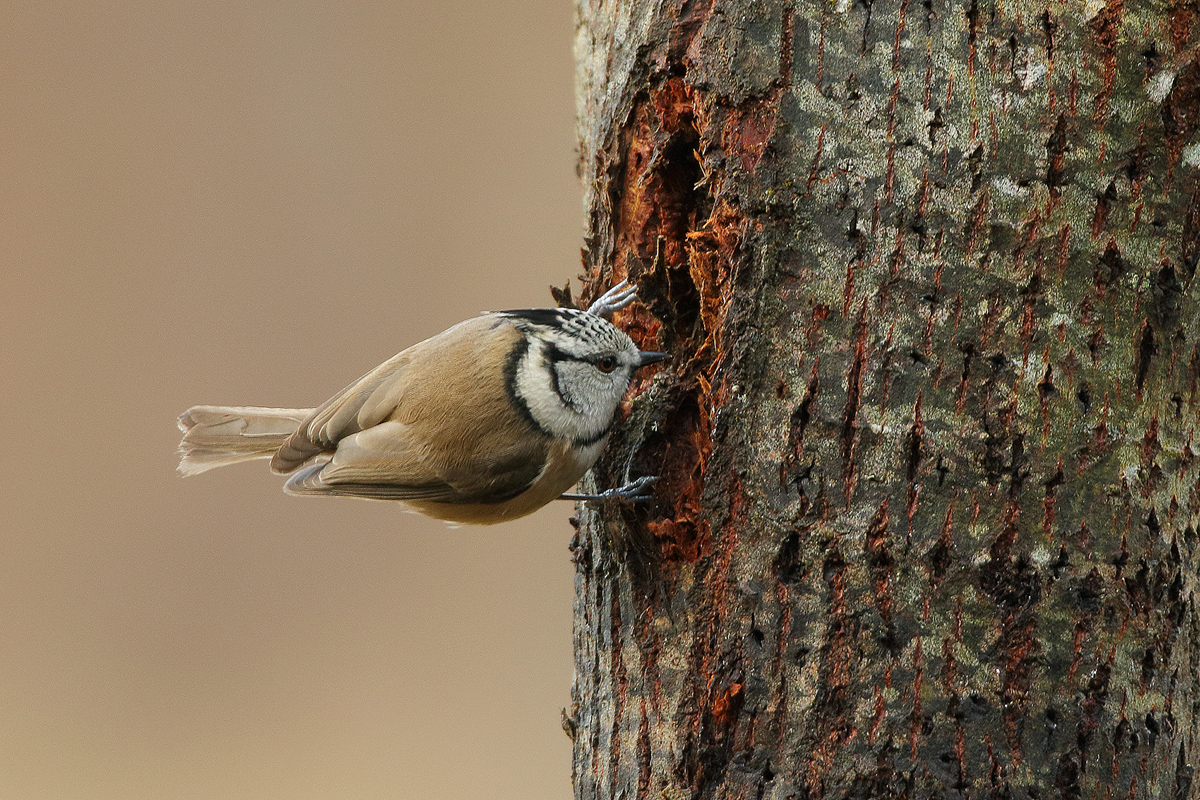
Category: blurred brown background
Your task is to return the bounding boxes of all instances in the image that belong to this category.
[2,2,581,798]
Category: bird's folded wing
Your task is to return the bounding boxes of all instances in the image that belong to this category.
[282,462,458,500]
[312,421,549,504]
[271,351,413,473]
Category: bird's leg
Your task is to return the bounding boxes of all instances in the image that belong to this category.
[586,279,639,318]
[560,475,659,505]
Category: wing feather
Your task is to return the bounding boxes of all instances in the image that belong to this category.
[283,463,459,501]
[270,351,413,472]
[312,421,547,504]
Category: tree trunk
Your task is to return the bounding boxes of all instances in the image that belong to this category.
[568,0,1200,798]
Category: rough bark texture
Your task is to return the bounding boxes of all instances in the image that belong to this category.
[568,0,1200,798]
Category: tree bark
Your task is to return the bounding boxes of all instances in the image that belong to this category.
[568,0,1200,798]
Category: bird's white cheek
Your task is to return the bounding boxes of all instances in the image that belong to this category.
[573,439,608,472]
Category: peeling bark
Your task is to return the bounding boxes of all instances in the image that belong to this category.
[569,0,1200,797]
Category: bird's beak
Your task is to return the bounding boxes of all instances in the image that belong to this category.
[638,350,669,368]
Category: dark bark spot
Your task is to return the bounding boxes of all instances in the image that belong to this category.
[1123,138,1148,186]
[1142,418,1162,464]
[1049,545,1070,579]
[905,397,924,483]
[1055,753,1082,800]
[928,106,944,145]
[823,550,847,583]
[1112,540,1130,573]
[1041,10,1057,61]
[1093,240,1126,295]
[1068,568,1104,612]
[1087,327,1107,362]
[1113,716,1130,752]
[927,506,954,583]
[1077,662,1111,769]
[1151,265,1183,327]
[1142,41,1161,75]
[774,531,806,585]
[981,552,1041,610]
[1076,380,1092,412]
[1141,647,1157,687]
[1046,115,1069,198]
[856,0,874,54]
[789,367,819,459]
[1169,566,1184,606]
[864,498,892,569]
[1123,556,1162,614]
[840,311,868,503]
[1134,320,1156,393]
[935,454,949,486]
[1146,712,1160,746]
[1009,434,1029,496]
[1092,180,1117,239]
[1175,746,1195,800]
[982,428,1005,486]
[1020,267,1043,299]
[1038,365,1056,401]
[956,340,975,413]
[968,144,985,193]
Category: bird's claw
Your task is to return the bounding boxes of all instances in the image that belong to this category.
[586,279,639,318]
[561,475,660,506]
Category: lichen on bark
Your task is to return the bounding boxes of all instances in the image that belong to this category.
[569,0,1200,798]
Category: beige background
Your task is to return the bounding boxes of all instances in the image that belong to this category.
[2,3,582,798]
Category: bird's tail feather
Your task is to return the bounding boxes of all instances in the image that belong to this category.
[177,405,313,476]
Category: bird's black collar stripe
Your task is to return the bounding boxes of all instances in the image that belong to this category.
[503,336,553,439]
[574,420,612,448]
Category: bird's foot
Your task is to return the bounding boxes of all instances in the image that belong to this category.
[586,279,639,318]
[561,475,659,506]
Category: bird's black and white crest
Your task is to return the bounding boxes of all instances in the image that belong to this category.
[496,307,628,351]
[496,307,644,446]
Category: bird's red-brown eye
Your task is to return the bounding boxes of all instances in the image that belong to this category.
[597,356,617,373]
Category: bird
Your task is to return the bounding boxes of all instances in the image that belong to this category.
[176,281,667,524]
